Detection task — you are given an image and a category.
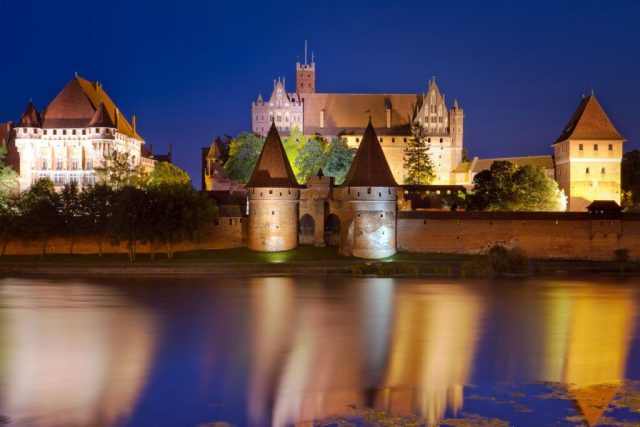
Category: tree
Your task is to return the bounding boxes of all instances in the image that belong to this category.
[18,178,62,256]
[0,195,19,256]
[60,182,82,254]
[108,186,149,261]
[323,137,356,184]
[404,121,435,185]
[294,136,326,183]
[149,162,191,187]
[95,150,149,189]
[468,160,566,211]
[0,145,19,210]
[622,150,640,207]
[146,184,217,258]
[79,184,113,256]
[224,132,265,183]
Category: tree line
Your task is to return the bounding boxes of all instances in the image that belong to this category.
[0,152,217,260]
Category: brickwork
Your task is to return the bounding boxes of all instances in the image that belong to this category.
[247,188,300,252]
[397,212,640,261]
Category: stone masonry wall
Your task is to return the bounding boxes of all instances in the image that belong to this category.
[397,211,640,261]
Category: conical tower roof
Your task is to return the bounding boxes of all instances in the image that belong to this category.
[87,102,115,128]
[555,95,623,143]
[17,101,41,127]
[246,122,300,188]
[341,119,397,187]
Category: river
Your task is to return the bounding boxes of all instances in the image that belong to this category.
[0,276,638,426]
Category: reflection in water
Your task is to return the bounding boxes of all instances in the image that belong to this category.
[0,280,157,427]
[379,284,484,426]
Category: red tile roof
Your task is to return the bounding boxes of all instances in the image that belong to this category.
[340,119,398,188]
[41,76,143,140]
[555,95,623,143]
[87,102,115,128]
[17,102,41,127]
[246,122,300,188]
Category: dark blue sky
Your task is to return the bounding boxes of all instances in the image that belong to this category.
[1,0,638,187]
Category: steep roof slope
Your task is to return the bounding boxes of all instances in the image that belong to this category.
[341,119,398,187]
[41,76,143,140]
[246,122,300,188]
[17,102,41,127]
[555,95,623,143]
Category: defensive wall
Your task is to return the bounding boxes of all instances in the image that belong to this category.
[397,211,640,261]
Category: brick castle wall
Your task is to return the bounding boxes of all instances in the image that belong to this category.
[397,211,640,261]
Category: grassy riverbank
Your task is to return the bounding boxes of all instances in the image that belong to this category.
[0,246,639,278]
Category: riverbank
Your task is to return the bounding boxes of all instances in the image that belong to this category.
[0,246,639,278]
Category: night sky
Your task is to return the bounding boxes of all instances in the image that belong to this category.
[1,0,638,188]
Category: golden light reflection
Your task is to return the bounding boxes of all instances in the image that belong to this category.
[378,284,484,426]
[0,280,157,427]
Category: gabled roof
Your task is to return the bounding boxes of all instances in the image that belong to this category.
[555,95,623,143]
[341,119,398,188]
[17,101,41,127]
[471,156,555,173]
[41,76,143,140]
[87,102,115,128]
[207,137,226,160]
[245,122,300,188]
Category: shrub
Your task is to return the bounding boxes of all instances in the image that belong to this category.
[614,248,630,263]
[487,244,529,276]
[461,257,491,277]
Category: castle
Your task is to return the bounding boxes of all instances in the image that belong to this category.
[251,56,464,184]
[2,75,158,192]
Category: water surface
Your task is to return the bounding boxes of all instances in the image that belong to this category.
[0,276,638,426]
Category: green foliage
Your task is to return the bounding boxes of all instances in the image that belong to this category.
[0,145,19,210]
[149,161,191,187]
[622,150,640,207]
[294,136,326,183]
[487,244,529,275]
[18,178,62,256]
[79,184,114,256]
[468,161,566,211]
[224,132,265,183]
[108,186,149,261]
[324,138,356,185]
[60,182,82,254]
[95,150,149,189]
[461,257,491,277]
[403,121,435,185]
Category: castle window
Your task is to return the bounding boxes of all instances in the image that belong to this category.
[403,138,407,143]
[272,211,275,215]
[367,188,371,194]
[609,144,613,151]
[440,138,443,143]
[601,167,606,174]
[380,138,383,142]
[356,138,359,143]
[269,189,273,194]
[86,159,93,169]
[95,128,99,133]
[72,129,76,135]
[63,130,67,135]
[586,167,590,174]
[594,144,598,151]
[427,138,431,143]
[82,130,86,135]
[579,144,583,150]
[41,159,47,169]
[392,138,395,143]
[44,130,47,135]
[53,130,57,135]
[71,158,79,170]
[56,159,63,170]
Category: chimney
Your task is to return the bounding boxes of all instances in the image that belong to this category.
[320,109,325,128]
[132,115,136,133]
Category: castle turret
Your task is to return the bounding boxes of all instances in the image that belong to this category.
[449,98,464,167]
[246,122,301,252]
[338,119,398,259]
[295,41,315,94]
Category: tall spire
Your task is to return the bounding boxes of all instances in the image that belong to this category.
[341,119,398,187]
[246,122,300,188]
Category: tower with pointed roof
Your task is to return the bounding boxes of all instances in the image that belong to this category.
[13,75,153,191]
[336,119,398,259]
[246,122,301,252]
[553,94,624,211]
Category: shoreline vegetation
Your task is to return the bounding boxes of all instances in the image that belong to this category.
[0,246,638,278]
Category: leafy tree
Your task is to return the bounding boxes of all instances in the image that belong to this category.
[468,161,566,211]
[0,145,19,210]
[60,182,82,254]
[146,184,217,258]
[404,121,435,185]
[0,195,19,256]
[294,136,326,183]
[323,137,356,185]
[622,150,640,207]
[149,161,191,187]
[108,186,149,261]
[18,178,62,256]
[79,184,113,256]
[95,150,149,189]
[224,132,265,183]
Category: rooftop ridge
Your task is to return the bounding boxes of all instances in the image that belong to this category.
[246,122,300,188]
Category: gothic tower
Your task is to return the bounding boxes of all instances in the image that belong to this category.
[337,119,398,259]
[296,42,315,94]
[246,122,301,252]
[450,99,464,166]
[553,94,624,211]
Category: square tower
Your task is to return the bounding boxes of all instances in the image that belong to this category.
[296,61,315,94]
[554,94,624,211]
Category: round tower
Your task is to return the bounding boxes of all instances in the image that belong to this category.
[338,119,398,259]
[246,122,301,252]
